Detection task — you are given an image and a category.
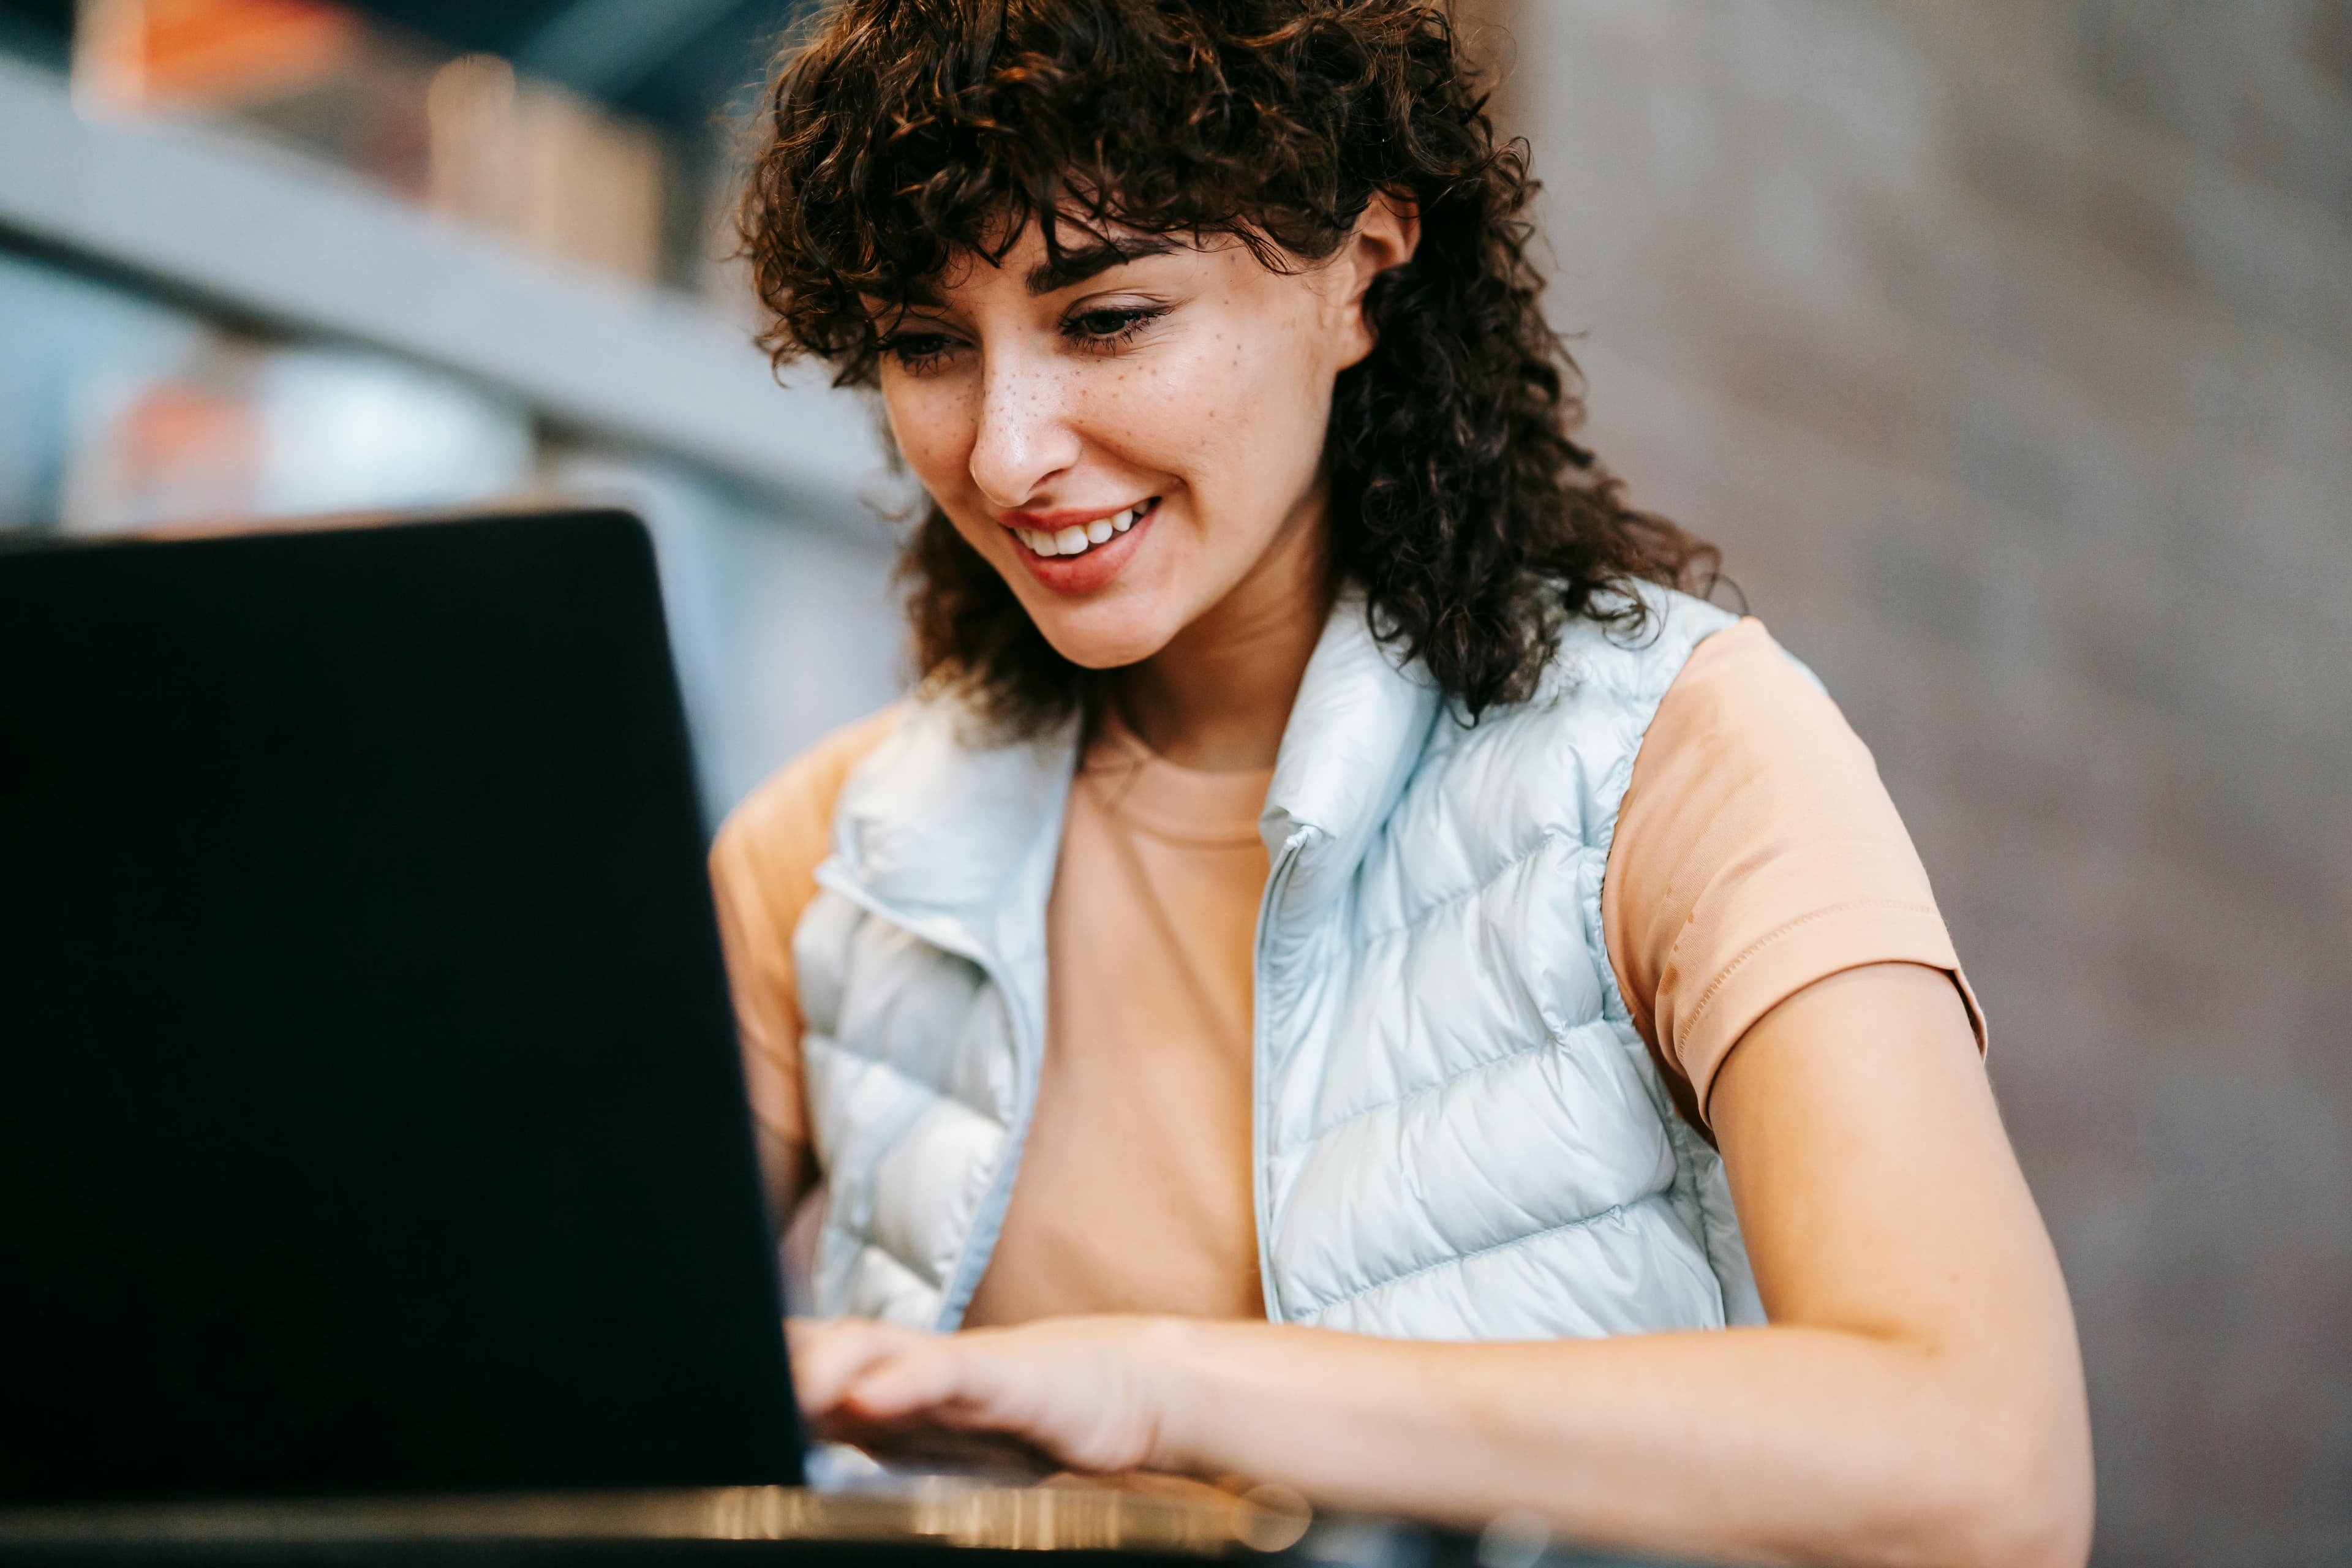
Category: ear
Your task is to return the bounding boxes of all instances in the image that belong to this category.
[1335,190,1422,369]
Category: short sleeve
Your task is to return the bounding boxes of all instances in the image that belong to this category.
[1602,620,1985,1126]
[707,704,902,1213]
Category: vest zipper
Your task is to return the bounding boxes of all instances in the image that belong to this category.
[1250,831,1309,1323]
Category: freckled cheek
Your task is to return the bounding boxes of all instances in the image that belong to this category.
[883,383,978,497]
[1204,344,1327,509]
[1096,347,1259,467]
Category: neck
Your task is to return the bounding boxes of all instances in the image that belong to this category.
[1114,496,1333,772]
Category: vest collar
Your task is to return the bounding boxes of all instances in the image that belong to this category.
[1261,591,1444,923]
[823,686,1079,974]
[823,591,1441,961]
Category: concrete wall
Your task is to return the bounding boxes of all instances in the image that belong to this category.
[1482,3,2352,1562]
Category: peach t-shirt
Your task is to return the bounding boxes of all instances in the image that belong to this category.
[706,619,1983,1325]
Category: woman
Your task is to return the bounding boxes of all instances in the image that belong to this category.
[714,2,2093,1563]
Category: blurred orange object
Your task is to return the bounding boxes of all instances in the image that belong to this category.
[77,0,364,113]
[64,372,266,532]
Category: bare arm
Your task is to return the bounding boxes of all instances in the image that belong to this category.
[793,962,2093,1567]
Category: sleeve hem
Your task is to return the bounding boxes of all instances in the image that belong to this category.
[1679,900,1980,1123]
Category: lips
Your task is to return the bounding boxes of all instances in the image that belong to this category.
[997,496,1161,594]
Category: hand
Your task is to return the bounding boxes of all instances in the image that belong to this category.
[786,1314,1196,1476]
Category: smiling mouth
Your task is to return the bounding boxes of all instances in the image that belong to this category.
[1009,498,1159,557]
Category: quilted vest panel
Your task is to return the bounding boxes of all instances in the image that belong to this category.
[793,586,1765,1339]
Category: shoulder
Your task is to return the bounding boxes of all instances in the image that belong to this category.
[1379,588,1836,910]
[1412,582,1748,811]
[1545,582,1748,707]
[1629,616,1866,816]
[1363,587,1747,922]
[725,704,905,843]
[1605,616,1983,1117]
[710,703,907,918]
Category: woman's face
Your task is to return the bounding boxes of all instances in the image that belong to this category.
[874,208,1415,671]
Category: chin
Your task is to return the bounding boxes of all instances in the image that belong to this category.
[1028,607,1180,674]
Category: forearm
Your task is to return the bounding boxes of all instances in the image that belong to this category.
[1153,1320,2082,1568]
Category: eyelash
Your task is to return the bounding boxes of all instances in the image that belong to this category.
[880,304,1169,374]
[1065,304,1166,350]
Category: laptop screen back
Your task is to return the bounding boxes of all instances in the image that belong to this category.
[0,512,802,1502]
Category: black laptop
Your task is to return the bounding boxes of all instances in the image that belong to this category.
[0,511,804,1504]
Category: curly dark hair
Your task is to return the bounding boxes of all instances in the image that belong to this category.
[739,0,1719,731]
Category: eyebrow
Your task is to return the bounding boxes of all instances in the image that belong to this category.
[1023,236,1180,296]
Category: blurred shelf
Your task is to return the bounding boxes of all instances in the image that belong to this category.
[0,53,882,524]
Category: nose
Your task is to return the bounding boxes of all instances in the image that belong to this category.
[966,352,1082,511]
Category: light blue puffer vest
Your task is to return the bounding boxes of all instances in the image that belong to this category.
[793,584,1766,1339]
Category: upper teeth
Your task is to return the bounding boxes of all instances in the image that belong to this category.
[1021,507,1139,557]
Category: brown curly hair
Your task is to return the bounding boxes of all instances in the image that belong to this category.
[739,0,1719,731]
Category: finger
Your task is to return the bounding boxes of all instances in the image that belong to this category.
[840,1338,981,1425]
[788,1317,927,1415]
[846,1336,1054,1440]
[843,1335,1134,1474]
[791,1318,917,1409]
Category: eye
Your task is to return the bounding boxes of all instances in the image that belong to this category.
[878,331,962,375]
[1062,304,1166,351]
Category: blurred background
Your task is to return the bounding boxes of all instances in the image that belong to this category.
[0,0,906,819]
[1,1,2345,1564]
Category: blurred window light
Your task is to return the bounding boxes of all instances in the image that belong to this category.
[251,349,534,515]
